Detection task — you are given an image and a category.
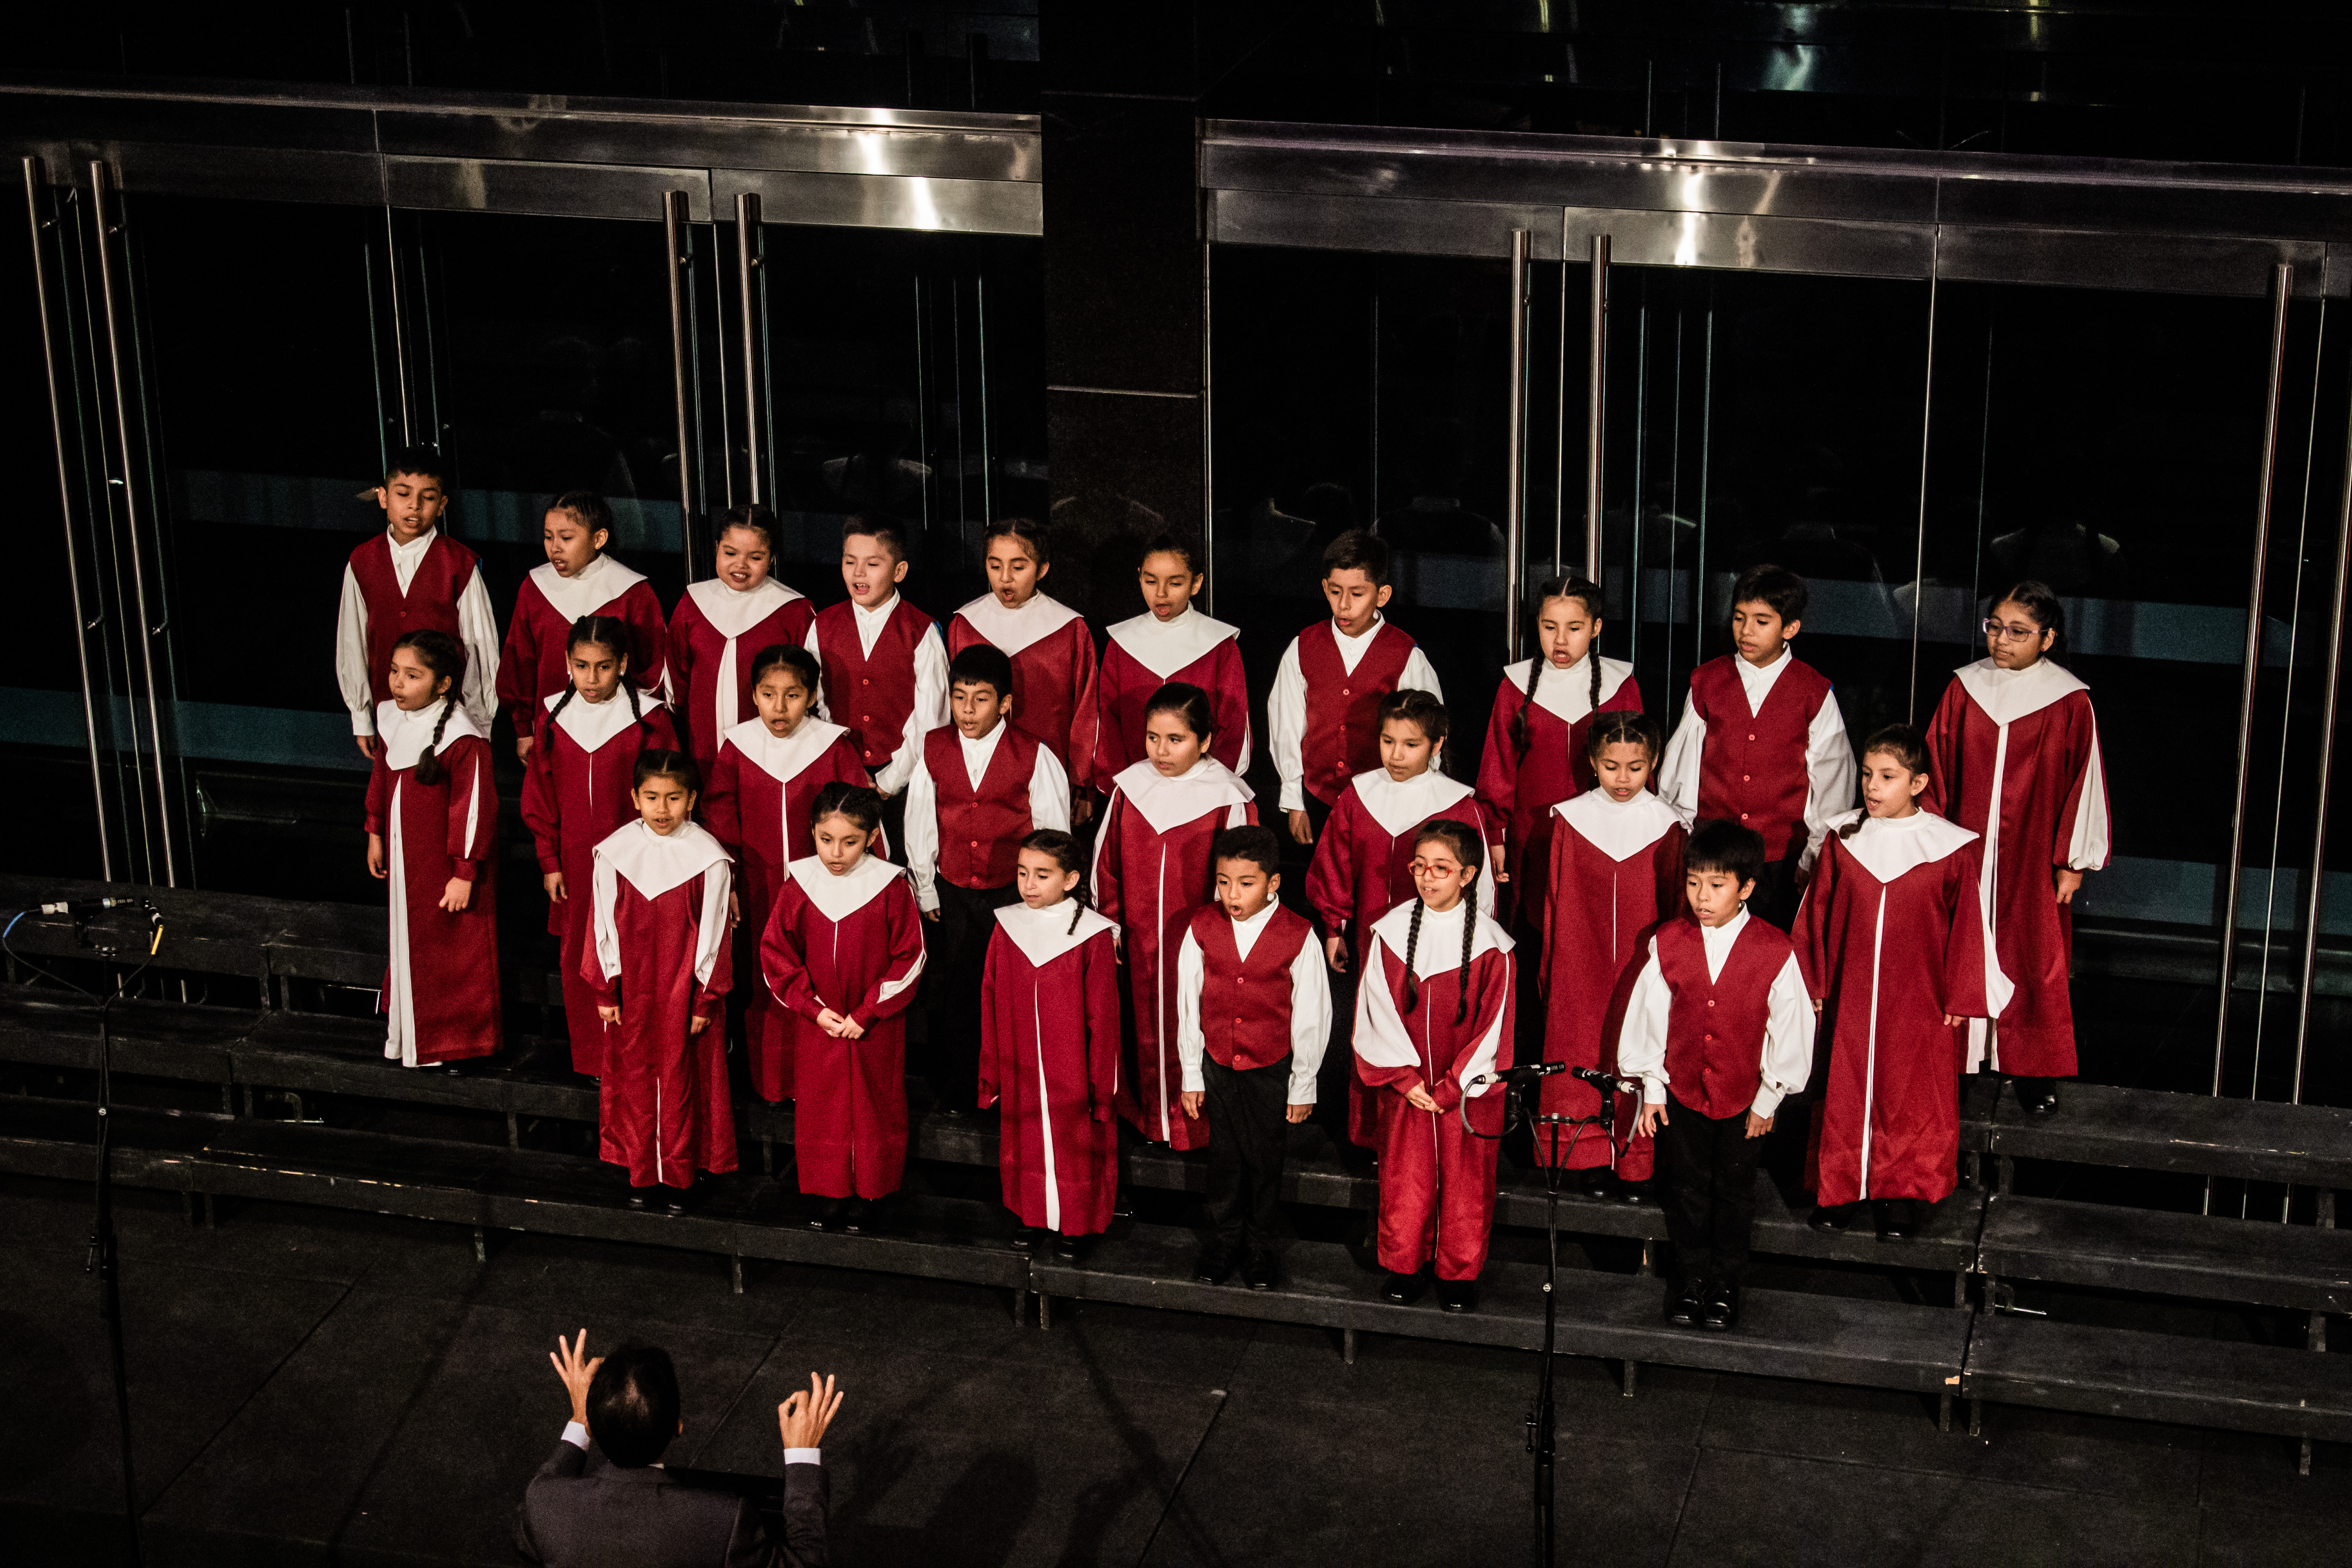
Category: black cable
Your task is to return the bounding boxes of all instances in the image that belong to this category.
[1,908,102,998]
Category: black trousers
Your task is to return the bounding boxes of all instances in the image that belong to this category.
[1657,1090,1767,1285]
[878,790,909,866]
[1749,840,1808,931]
[1202,1053,1293,1253]
[927,878,1020,1110]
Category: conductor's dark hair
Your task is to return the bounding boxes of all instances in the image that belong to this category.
[1019,828,1093,933]
[547,490,614,540]
[1987,579,2066,656]
[843,511,909,563]
[947,642,1015,701]
[1401,818,1486,1025]
[549,616,652,741]
[585,1344,680,1469]
[811,780,884,835]
[1861,722,1931,777]
[718,504,777,552]
[391,629,466,786]
[1212,824,1283,881]
[382,442,450,491]
[749,642,821,692]
[1321,528,1391,588]
[1685,819,1768,888]
[1731,563,1808,623]
[1585,709,1663,765]
[984,514,1051,565]
[632,748,701,796]
[1143,681,1217,742]
[1139,530,1203,575]
[1514,576,1607,760]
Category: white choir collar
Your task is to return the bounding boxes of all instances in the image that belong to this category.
[1106,605,1239,679]
[596,820,729,901]
[1329,613,1387,649]
[544,686,661,753]
[530,553,646,625]
[1351,766,1475,840]
[1502,654,1633,725]
[955,591,1084,657]
[1823,807,1980,885]
[1112,756,1253,836]
[1554,787,1681,862]
[1954,656,2088,726]
[994,899,1117,969]
[787,851,906,923]
[376,698,484,772]
[725,716,852,785]
[1369,896,1513,975]
[686,575,803,640]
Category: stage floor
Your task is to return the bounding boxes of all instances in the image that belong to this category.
[5,1172,2346,1568]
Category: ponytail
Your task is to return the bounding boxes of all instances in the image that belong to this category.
[415,694,458,785]
[1455,894,1475,1026]
[624,677,648,737]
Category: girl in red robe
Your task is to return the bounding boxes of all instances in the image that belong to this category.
[1476,575,1640,932]
[759,783,928,1230]
[703,644,880,1101]
[1539,711,1685,1189]
[1092,532,1252,794]
[1305,690,1497,1147]
[521,615,679,1077]
[498,491,669,759]
[363,630,500,1070]
[980,829,1123,1255]
[1353,818,1515,1313]
[1797,724,2010,1239]
[1092,682,1259,1150]
[583,750,736,1209]
[948,516,1099,820]
[1921,580,2109,1113]
[665,505,814,772]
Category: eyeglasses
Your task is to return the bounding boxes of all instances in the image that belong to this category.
[1982,618,2044,642]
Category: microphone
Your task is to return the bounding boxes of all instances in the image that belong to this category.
[1491,1062,1567,1084]
[38,897,142,917]
[1569,1065,1636,1093]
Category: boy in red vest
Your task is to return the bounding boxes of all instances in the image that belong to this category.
[1176,825,1331,1291]
[805,512,950,858]
[1270,529,1443,849]
[1621,819,1816,1333]
[335,445,499,754]
[904,642,1072,1112]
[1657,564,1855,927]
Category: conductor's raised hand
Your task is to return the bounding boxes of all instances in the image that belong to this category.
[777,1372,843,1450]
[550,1329,603,1427]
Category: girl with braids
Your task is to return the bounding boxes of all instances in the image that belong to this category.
[1351,818,1516,1313]
[1537,710,1684,1196]
[1304,689,1498,1148]
[363,629,501,1069]
[1091,681,1258,1151]
[521,616,679,1077]
[665,505,814,774]
[1475,576,1640,933]
[948,516,1101,814]
[500,490,669,759]
[979,829,1123,1255]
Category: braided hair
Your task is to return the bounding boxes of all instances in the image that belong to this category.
[393,629,466,786]
[1513,576,1607,760]
[547,616,650,740]
[1020,828,1093,935]
[1583,709,1663,768]
[1400,818,1486,1025]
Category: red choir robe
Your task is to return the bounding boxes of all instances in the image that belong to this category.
[335,528,500,735]
[948,591,1101,783]
[1794,809,2011,1206]
[702,716,879,1100]
[1475,654,1641,931]
[1353,898,1516,1281]
[363,699,500,1067]
[665,576,814,770]
[1921,658,2110,1078]
[1090,757,1258,1149]
[1536,789,1687,1176]
[759,854,928,1198]
[519,687,678,1076]
[1091,607,1253,794]
[1303,766,1498,1147]
[497,555,670,738]
[980,901,1124,1235]
[583,821,737,1189]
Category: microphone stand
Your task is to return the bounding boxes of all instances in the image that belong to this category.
[1519,1080,1612,1568]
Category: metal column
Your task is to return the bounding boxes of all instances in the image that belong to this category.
[1584,233,1610,585]
[664,190,701,583]
[2290,357,2352,1108]
[735,191,764,506]
[1503,229,1532,656]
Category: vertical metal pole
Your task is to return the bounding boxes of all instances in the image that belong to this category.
[1585,233,1610,583]
[1503,229,1532,657]
[663,190,700,583]
[2210,261,2294,1104]
[1907,262,1940,720]
[24,158,114,881]
[87,161,175,887]
[381,206,414,446]
[735,191,764,505]
[2289,358,2352,1109]
[1553,208,1570,574]
[1201,222,1215,617]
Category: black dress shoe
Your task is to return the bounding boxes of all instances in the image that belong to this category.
[1809,1203,1856,1233]
[1701,1281,1740,1332]
[1243,1250,1278,1292]
[627,1189,650,1210]
[1195,1244,1235,1285]
[1435,1277,1478,1314]
[666,1187,691,1215]
[936,1104,968,1119]
[2016,1077,2061,1116]
[841,1197,873,1234]
[808,1198,847,1232]
[1874,1199,1919,1241]
[1615,1178,1655,1206]
[1580,1166,1620,1199]
[1009,1225,1043,1252]
[1381,1269,1426,1305]
[1052,1231,1088,1262]
[1666,1281,1704,1328]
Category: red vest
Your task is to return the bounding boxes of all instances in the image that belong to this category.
[1658,916,1792,1120]
[924,723,1038,890]
[1688,655,1834,860]
[1188,903,1314,1072]
[349,532,478,708]
[814,599,936,772]
[1298,621,1417,807]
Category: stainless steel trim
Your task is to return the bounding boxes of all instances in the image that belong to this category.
[1552,210,1569,575]
[1200,215,1215,617]
[1907,258,1939,720]
[1504,229,1532,657]
[737,191,763,505]
[2291,361,2352,1109]
[663,189,700,583]
[1584,232,1609,583]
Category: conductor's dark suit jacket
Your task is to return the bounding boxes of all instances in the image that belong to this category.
[515,1440,828,1568]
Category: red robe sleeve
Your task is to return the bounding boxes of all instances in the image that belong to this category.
[1065,629,1102,787]
[665,594,705,713]
[1475,680,1520,833]
[1303,795,1358,937]
[760,893,825,1021]
[1792,833,1841,1000]
[1205,641,1251,774]
[616,579,671,701]
[642,704,679,754]
[1432,946,1515,1114]
[691,866,733,1021]
[703,742,744,855]
[497,593,542,735]
[848,880,928,1031]
[1539,820,1570,996]
[363,743,392,836]
[1085,930,1122,1122]
[520,713,562,874]
[443,736,497,880]
[1652,825,1688,924]
[1940,839,1998,1019]
[1091,793,1129,931]
[978,928,1011,1111]
[1919,678,1967,818]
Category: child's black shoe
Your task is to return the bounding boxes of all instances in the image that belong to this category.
[1380,1269,1426,1305]
[1435,1277,1478,1314]
[1243,1250,1278,1292]
[1665,1281,1705,1328]
[1701,1281,1740,1332]
[1615,1178,1655,1206]
[1009,1225,1043,1252]
[1874,1199,1919,1241]
[841,1197,875,1234]
[1809,1203,1856,1234]
[808,1197,847,1232]
[1052,1231,1089,1262]
[2015,1077,2061,1116]
[1194,1243,1235,1285]
[1580,1166,1620,1200]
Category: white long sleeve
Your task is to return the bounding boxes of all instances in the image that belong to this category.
[1800,687,1857,864]
[802,620,828,720]
[456,564,501,733]
[1029,744,1073,834]
[902,746,942,912]
[1269,638,1309,813]
[1284,932,1334,1104]
[589,853,623,983]
[693,862,732,988]
[1176,927,1210,1093]
[1656,692,1705,828]
[1616,917,1816,1115]
[876,625,950,797]
[335,564,374,734]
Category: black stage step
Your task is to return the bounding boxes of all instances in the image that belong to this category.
[0,874,386,994]
[1980,1081,2352,1187]
[1976,1192,2352,1312]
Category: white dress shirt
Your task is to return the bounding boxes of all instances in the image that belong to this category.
[1657,645,1856,861]
[334,529,500,735]
[1616,908,1815,1114]
[1173,900,1333,1102]
[1268,614,1445,812]
[803,592,950,797]
[901,720,1073,911]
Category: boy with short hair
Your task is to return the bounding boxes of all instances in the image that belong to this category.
[1657,564,1855,926]
[903,642,1073,1113]
[1269,529,1444,847]
[1176,825,1331,1291]
[335,445,500,752]
[1621,819,1816,1332]
[804,513,951,847]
